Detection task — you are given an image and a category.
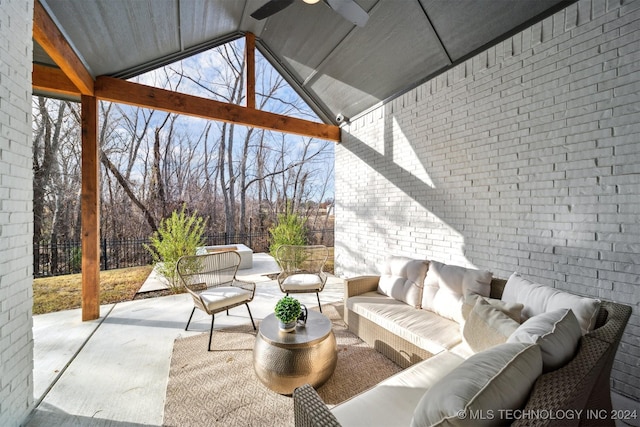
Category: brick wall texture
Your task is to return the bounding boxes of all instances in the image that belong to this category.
[336,0,640,402]
[0,0,34,425]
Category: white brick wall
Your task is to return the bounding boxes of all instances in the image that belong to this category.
[336,0,640,403]
[0,0,34,425]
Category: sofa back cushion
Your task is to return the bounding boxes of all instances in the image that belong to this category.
[411,342,542,427]
[462,294,523,323]
[377,256,429,308]
[501,272,600,333]
[422,261,493,323]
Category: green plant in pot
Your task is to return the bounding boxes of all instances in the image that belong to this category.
[274,296,302,333]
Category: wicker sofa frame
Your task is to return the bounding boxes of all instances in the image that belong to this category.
[293,276,631,427]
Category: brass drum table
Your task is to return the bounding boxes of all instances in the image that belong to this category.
[253,310,337,395]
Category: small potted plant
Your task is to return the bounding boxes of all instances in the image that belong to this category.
[274,296,302,332]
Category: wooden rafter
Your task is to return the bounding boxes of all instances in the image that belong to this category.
[32,64,79,97]
[32,65,341,142]
[33,69,340,142]
[245,33,256,110]
[95,76,341,142]
[33,0,94,95]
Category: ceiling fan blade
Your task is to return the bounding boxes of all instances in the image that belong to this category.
[324,0,369,27]
[250,0,295,20]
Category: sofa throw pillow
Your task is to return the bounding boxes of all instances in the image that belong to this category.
[410,342,542,427]
[501,272,600,333]
[422,261,493,324]
[507,308,582,372]
[463,298,521,353]
[377,256,429,308]
[462,294,524,323]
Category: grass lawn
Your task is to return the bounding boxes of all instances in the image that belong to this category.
[33,265,153,315]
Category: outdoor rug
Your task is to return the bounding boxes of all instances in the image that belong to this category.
[163,303,401,427]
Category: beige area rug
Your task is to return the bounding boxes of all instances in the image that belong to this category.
[163,304,401,427]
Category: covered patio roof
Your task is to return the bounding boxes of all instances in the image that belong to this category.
[31,0,574,320]
[34,0,573,125]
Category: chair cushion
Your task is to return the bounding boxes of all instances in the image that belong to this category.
[422,261,493,324]
[200,286,253,312]
[411,343,542,427]
[332,351,465,427]
[281,274,322,291]
[463,297,520,353]
[377,256,429,308]
[501,272,600,333]
[507,308,582,372]
[348,292,462,354]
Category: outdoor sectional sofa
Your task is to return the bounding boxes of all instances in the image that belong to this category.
[293,257,631,427]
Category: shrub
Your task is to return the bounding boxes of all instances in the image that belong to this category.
[144,205,206,291]
[269,211,307,259]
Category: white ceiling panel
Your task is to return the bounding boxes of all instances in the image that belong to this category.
[179,0,245,48]
[421,0,567,61]
[306,0,449,120]
[42,0,180,77]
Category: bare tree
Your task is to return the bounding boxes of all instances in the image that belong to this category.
[33,36,335,263]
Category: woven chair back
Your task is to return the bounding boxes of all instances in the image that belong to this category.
[177,251,241,293]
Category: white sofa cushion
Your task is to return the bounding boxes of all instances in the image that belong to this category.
[348,292,462,354]
[463,297,520,353]
[462,294,523,323]
[377,256,429,308]
[422,261,493,324]
[332,351,465,427]
[411,342,543,427]
[508,308,582,372]
[501,272,600,333]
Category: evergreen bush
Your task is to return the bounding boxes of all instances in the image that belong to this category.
[144,205,206,291]
[268,211,308,259]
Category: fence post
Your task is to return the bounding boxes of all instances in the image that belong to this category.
[51,234,58,275]
[249,217,253,249]
[102,239,108,271]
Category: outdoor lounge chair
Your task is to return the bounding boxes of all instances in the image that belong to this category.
[177,251,256,351]
[275,245,329,312]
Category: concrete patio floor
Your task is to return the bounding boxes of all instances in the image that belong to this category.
[26,253,344,426]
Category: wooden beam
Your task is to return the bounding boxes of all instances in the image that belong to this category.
[245,33,256,110]
[33,0,94,95]
[81,95,100,321]
[32,64,81,97]
[31,65,341,142]
[95,76,341,142]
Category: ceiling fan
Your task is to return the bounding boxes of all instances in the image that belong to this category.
[250,0,369,27]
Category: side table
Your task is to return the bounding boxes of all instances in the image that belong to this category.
[253,310,337,395]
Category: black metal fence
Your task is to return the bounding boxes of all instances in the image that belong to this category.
[33,229,334,277]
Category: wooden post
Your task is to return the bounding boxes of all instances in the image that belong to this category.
[81,95,100,321]
[245,32,256,110]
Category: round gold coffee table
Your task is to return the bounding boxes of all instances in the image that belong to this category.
[253,310,337,395]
